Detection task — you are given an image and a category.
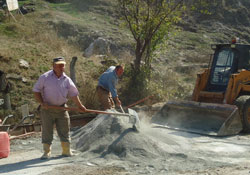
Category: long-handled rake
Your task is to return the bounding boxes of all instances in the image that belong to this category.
[45,106,140,130]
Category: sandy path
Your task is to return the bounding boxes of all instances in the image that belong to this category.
[1,113,250,175]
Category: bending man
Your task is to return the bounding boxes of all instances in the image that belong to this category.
[97,65,124,110]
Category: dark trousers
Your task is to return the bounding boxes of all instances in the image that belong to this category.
[40,108,70,144]
[96,86,115,110]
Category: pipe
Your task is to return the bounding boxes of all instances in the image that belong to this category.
[10,132,39,140]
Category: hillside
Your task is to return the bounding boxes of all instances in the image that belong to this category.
[1,0,250,122]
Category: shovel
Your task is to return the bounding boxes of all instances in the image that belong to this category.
[119,105,125,114]
[45,106,140,130]
[119,105,140,130]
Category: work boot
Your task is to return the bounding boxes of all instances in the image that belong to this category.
[61,142,73,157]
[41,143,51,160]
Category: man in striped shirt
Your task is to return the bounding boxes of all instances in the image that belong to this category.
[33,57,86,159]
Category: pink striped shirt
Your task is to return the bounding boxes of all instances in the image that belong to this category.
[33,70,79,106]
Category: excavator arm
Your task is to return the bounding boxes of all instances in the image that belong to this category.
[192,68,210,101]
[224,70,250,104]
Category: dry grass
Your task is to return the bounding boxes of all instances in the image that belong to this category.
[0,0,206,121]
[0,8,92,120]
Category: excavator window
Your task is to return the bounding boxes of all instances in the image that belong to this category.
[207,48,238,92]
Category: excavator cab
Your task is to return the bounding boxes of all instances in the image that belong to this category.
[206,46,238,92]
[152,43,250,136]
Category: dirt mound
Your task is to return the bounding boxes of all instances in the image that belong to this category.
[70,112,225,174]
[72,112,168,162]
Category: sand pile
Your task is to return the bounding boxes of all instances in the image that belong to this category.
[71,111,168,162]
[70,112,209,174]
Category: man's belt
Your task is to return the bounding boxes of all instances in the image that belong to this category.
[60,103,66,107]
[37,103,65,111]
[97,86,109,92]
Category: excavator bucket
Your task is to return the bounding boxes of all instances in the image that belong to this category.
[151,100,243,136]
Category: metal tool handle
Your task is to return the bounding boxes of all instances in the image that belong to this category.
[46,105,140,130]
[119,105,125,113]
[46,105,130,116]
[86,109,130,116]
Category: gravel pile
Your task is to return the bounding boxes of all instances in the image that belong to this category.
[72,112,168,163]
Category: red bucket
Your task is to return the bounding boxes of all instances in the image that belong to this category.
[0,132,10,158]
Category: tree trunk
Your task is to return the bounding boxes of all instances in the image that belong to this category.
[134,42,142,71]
[70,56,77,84]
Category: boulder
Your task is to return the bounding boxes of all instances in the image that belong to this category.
[19,59,29,69]
[84,37,111,58]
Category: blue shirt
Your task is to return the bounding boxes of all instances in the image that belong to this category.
[98,66,118,98]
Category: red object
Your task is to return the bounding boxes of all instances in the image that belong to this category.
[0,132,10,158]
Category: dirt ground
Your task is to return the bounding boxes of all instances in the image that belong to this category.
[1,109,250,175]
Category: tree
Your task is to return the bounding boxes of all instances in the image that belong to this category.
[117,0,214,103]
[117,0,212,73]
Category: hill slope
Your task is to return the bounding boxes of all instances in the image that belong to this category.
[1,0,250,122]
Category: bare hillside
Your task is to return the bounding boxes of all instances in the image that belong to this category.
[1,0,250,122]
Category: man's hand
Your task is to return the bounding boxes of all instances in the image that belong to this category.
[79,105,87,112]
[114,97,121,107]
[34,92,48,109]
[71,96,87,112]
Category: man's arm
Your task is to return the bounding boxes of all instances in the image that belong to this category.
[70,96,87,112]
[114,96,121,106]
[108,76,121,106]
[33,92,48,109]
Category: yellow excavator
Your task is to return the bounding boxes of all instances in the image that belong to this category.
[152,40,250,136]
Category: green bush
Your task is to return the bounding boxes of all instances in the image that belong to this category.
[120,64,194,106]
[120,65,152,105]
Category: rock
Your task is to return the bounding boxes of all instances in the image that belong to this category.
[19,59,29,69]
[84,43,94,58]
[20,5,35,15]
[22,77,28,83]
[0,99,4,106]
[6,73,22,80]
[84,37,111,58]
[95,55,107,60]
[100,59,117,66]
